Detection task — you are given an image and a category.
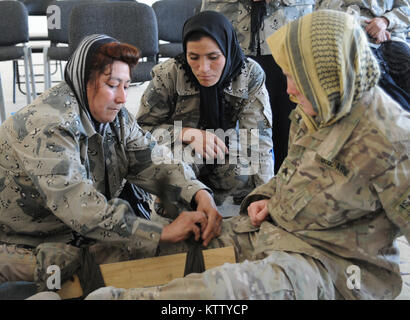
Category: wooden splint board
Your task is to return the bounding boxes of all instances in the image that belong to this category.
[57,246,236,299]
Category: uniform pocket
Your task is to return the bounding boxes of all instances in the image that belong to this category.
[232,215,260,233]
[280,173,334,221]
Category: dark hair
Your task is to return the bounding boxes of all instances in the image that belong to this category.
[185,31,209,43]
[87,42,140,85]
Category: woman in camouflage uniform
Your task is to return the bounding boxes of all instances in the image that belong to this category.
[0,35,223,284]
[89,10,409,300]
[137,11,274,208]
[201,0,315,173]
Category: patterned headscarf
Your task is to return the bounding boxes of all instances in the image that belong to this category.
[267,10,380,131]
[64,34,117,126]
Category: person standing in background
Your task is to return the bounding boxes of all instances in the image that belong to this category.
[316,0,410,112]
[201,0,314,173]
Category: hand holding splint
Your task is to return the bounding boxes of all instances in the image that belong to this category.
[194,189,223,247]
[159,190,222,246]
[160,210,207,243]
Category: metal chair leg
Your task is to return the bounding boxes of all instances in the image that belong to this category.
[59,60,63,80]
[23,46,32,104]
[0,74,6,123]
[43,46,51,90]
[13,61,17,103]
[27,47,36,101]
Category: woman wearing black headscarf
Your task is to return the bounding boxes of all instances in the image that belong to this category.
[137,11,274,211]
[201,0,315,174]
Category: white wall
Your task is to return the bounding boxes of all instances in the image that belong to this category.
[139,0,157,5]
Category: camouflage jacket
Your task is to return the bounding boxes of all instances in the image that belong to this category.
[316,0,410,41]
[0,82,209,251]
[240,87,410,299]
[201,0,315,56]
[136,57,274,185]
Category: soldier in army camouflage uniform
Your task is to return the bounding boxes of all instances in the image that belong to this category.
[316,0,410,111]
[87,10,410,300]
[0,35,223,284]
[136,11,274,206]
[201,0,315,173]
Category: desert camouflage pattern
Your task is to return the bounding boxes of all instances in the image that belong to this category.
[136,58,274,191]
[89,86,409,300]
[0,82,210,281]
[316,0,410,42]
[201,0,315,56]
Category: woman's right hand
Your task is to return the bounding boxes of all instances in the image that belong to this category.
[159,211,208,243]
[179,127,228,161]
[247,199,269,227]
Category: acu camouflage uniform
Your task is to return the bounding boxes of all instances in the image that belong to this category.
[136,57,274,193]
[315,0,410,42]
[0,82,210,283]
[88,85,410,301]
[87,10,409,301]
[201,0,315,56]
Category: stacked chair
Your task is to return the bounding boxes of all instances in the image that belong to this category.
[152,0,202,59]
[69,1,159,83]
[0,1,36,123]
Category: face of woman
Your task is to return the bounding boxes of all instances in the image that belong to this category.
[284,71,317,116]
[86,60,131,123]
[186,36,226,87]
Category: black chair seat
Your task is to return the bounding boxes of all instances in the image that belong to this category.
[159,43,183,58]
[131,60,157,83]
[0,46,24,61]
[47,46,71,61]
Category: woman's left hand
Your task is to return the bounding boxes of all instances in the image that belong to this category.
[194,189,223,246]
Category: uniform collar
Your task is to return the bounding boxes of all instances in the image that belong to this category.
[292,103,363,161]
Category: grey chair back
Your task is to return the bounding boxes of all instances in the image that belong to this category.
[152,0,201,58]
[18,0,54,16]
[0,1,29,46]
[48,0,112,47]
[47,0,76,45]
[69,1,158,82]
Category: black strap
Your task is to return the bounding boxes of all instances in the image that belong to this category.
[183,236,206,276]
[76,247,106,298]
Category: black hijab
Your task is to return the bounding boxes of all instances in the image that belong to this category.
[181,11,245,131]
